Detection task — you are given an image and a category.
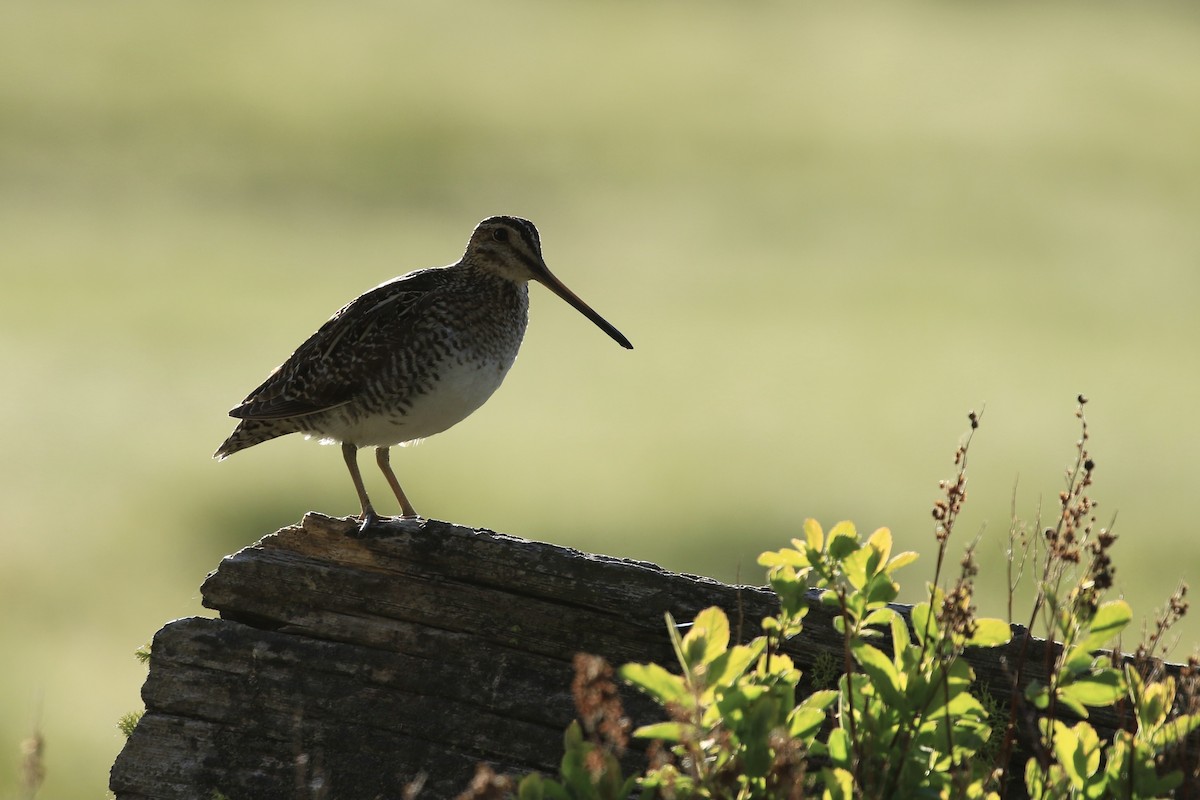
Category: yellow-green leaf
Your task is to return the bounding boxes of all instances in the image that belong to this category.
[1060,671,1125,709]
[705,642,761,689]
[517,772,545,800]
[631,721,689,741]
[966,617,1012,648]
[851,639,904,707]
[822,767,855,800]
[1081,600,1132,652]
[619,662,689,705]
[842,546,872,589]
[681,606,730,667]
[828,521,861,560]
[758,549,808,569]
[863,606,899,630]
[911,602,938,646]
[1150,713,1200,750]
[827,728,852,768]
[867,527,893,565]
[885,550,919,574]
[804,518,824,553]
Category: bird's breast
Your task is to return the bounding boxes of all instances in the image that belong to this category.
[307,279,530,448]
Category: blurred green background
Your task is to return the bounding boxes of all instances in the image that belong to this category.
[3,1,1199,795]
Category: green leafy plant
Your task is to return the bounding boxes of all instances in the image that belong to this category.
[506,654,638,800]
[620,517,1010,799]
[117,643,151,740]
[515,721,638,800]
[117,710,144,739]
[1025,666,1200,799]
[480,403,1199,799]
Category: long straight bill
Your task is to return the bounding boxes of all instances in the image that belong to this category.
[536,270,633,350]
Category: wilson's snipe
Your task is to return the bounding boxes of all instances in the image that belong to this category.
[215,216,632,529]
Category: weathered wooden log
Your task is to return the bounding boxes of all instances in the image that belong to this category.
[109,513,1194,799]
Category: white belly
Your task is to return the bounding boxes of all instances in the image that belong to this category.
[315,357,515,448]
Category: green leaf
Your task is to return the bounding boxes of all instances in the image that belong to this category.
[558,722,593,795]
[966,617,1011,647]
[887,610,911,657]
[844,592,866,621]
[826,728,852,769]
[517,773,545,800]
[1135,676,1172,732]
[741,700,782,778]
[804,518,825,553]
[842,545,872,590]
[1062,645,1096,677]
[827,521,860,560]
[800,688,840,710]
[1053,724,1083,785]
[885,550,919,574]
[665,611,688,674]
[1060,670,1125,709]
[541,782,571,800]
[788,707,828,742]
[1025,757,1048,798]
[821,767,855,800]
[1057,692,1090,720]
[619,662,688,706]
[790,691,837,741]
[563,718,583,749]
[866,526,893,565]
[1080,600,1132,652]
[758,548,808,569]
[1107,729,1185,797]
[1150,713,1200,751]
[864,573,900,605]
[1053,721,1103,790]
[756,649,798,679]
[911,601,937,647]
[680,606,730,668]
[850,639,904,708]
[862,606,899,630]
[631,721,688,742]
[926,685,986,721]
[1074,722,1102,780]
[705,641,762,691]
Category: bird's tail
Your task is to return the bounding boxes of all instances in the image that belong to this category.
[214,419,296,460]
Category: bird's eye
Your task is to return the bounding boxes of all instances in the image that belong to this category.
[491,228,509,243]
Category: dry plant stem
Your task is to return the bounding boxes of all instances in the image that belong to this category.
[1143,580,1188,669]
[924,409,980,645]
[880,412,981,797]
[997,398,1092,788]
[1005,481,1038,625]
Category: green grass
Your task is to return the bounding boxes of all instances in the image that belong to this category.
[3,1,1199,796]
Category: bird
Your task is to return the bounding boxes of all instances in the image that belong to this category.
[214,216,632,531]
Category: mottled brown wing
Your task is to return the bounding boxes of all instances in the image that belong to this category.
[229,268,447,421]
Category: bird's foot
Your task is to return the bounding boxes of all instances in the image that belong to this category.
[353,510,383,537]
[391,513,426,530]
[351,511,424,537]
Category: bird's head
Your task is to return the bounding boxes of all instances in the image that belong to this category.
[465,216,633,349]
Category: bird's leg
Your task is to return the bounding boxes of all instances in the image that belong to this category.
[376,447,420,520]
[342,442,381,533]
